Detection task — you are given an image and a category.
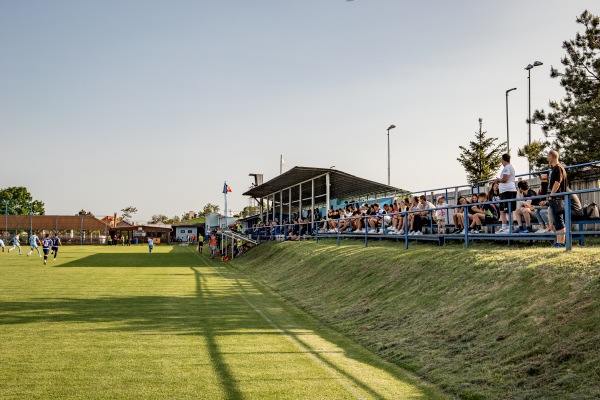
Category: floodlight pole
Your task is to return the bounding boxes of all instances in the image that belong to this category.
[505,88,517,155]
[525,61,543,173]
[387,125,396,185]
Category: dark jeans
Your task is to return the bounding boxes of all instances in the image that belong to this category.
[549,199,565,230]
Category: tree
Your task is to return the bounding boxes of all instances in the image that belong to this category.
[457,118,506,185]
[77,209,94,216]
[517,141,549,172]
[240,205,260,218]
[530,10,600,169]
[120,206,138,222]
[0,187,45,215]
[202,203,220,215]
[148,214,168,224]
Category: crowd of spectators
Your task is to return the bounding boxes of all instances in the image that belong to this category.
[245,152,597,248]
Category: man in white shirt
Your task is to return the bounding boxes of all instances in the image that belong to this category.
[494,154,517,233]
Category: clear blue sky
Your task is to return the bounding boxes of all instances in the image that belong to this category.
[0,0,595,221]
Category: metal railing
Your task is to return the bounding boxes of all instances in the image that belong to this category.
[244,186,600,251]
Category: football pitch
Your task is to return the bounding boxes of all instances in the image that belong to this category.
[0,245,446,400]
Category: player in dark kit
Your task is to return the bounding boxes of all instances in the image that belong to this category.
[42,233,53,265]
[51,233,62,260]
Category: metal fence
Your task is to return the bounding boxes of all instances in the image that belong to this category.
[0,206,110,245]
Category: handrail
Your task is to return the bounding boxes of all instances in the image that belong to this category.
[248,185,600,251]
[406,160,600,198]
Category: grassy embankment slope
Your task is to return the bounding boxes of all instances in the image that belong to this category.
[232,240,600,400]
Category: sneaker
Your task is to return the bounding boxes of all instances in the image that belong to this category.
[398,229,405,235]
[469,229,479,234]
[495,227,507,234]
[415,231,423,235]
[520,228,530,234]
[459,229,466,234]
[27,254,30,257]
[553,243,566,248]
[536,228,547,233]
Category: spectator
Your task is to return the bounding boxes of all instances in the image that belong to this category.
[468,193,498,233]
[488,182,501,210]
[452,196,468,233]
[547,150,568,247]
[413,195,435,235]
[435,196,448,234]
[534,199,552,233]
[515,180,539,233]
[494,154,517,234]
[407,196,422,234]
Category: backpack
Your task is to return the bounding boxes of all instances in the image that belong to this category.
[585,203,600,219]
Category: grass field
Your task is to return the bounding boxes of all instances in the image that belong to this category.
[233,240,600,400]
[0,244,447,399]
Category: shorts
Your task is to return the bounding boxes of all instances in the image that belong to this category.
[499,191,517,213]
[43,248,50,255]
[30,245,38,250]
[210,246,217,251]
[548,199,565,230]
[198,242,204,247]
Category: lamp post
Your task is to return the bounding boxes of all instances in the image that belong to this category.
[525,61,543,172]
[387,124,396,185]
[505,88,517,155]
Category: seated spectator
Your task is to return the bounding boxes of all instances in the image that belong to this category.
[569,190,584,220]
[452,196,468,233]
[468,193,498,233]
[534,200,552,233]
[515,180,539,233]
[407,196,422,234]
[411,195,434,235]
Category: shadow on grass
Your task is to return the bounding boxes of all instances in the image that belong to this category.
[58,251,195,268]
[0,260,434,399]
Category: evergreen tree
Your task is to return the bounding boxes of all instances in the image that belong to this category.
[457,118,506,185]
[530,10,600,169]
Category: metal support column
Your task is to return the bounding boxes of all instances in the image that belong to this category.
[279,190,283,224]
[299,183,303,218]
[325,173,330,215]
[288,187,292,222]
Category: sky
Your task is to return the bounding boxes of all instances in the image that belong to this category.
[0,0,596,222]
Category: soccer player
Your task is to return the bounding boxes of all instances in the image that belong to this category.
[27,232,42,257]
[148,237,154,253]
[8,233,22,255]
[51,233,62,260]
[41,233,53,265]
[0,238,5,252]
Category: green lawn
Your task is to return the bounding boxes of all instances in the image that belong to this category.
[232,240,600,400]
[0,245,446,399]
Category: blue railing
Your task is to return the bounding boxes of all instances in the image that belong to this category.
[246,186,600,251]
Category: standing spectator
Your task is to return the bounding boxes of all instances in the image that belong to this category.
[494,154,517,234]
[209,233,218,259]
[435,196,448,234]
[515,180,539,233]
[113,234,118,246]
[547,150,568,247]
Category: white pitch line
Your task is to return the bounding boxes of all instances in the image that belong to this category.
[188,248,367,400]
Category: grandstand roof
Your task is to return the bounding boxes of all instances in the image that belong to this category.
[243,166,406,200]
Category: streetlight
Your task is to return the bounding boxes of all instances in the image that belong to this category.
[387,124,396,185]
[505,88,517,155]
[525,61,543,172]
